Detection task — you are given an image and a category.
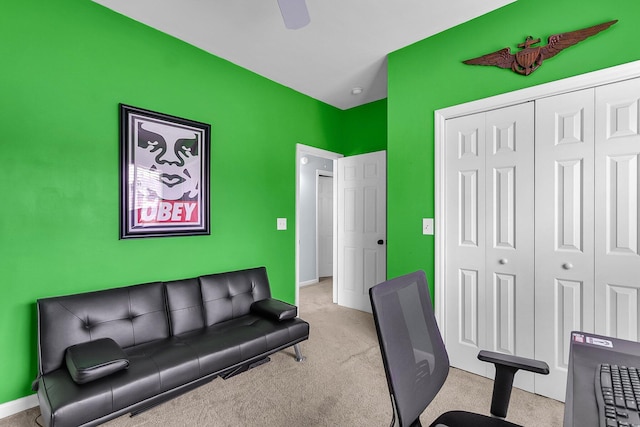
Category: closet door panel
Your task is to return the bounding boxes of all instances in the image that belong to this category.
[595,77,640,340]
[485,103,535,392]
[444,103,534,386]
[445,112,488,377]
[534,89,595,402]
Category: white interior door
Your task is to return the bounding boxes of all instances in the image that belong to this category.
[444,103,535,390]
[336,151,386,313]
[595,78,640,340]
[534,88,595,402]
[317,174,334,278]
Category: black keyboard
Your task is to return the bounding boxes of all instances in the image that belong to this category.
[597,363,640,427]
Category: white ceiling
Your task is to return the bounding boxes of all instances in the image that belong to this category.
[93,0,514,110]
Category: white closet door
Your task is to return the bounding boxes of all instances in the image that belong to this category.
[445,112,488,376]
[445,103,534,386]
[595,78,640,340]
[485,104,535,391]
[534,88,595,401]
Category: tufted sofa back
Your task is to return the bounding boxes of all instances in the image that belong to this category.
[36,267,273,375]
[37,281,169,375]
[165,267,271,335]
[199,267,271,326]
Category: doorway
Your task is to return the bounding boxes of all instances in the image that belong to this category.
[295,145,388,313]
[317,173,334,279]
[295,144,342,307]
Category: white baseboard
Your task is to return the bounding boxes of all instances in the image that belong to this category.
[299,278,319,287]
[0,394,38,420]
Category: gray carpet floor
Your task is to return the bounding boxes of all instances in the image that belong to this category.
[1,278,565,426]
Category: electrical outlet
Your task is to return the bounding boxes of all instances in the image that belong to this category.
[277,218,287,230]
[423,218,434,235]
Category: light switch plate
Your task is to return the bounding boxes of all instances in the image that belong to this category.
[277,218,287,230]
[423,218,434,235]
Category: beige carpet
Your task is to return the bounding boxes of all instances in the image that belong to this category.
[1,279,564,426]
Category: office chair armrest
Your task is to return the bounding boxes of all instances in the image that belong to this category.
[477,350,550,418]
[478,350,550,375]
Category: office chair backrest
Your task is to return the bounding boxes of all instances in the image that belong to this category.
[370,270,449,427]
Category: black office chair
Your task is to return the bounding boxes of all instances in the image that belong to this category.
[369,270,550,427]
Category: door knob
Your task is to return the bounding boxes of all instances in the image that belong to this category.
[498,258,508,265]
[377,240,384,245]
[562,262,573,270]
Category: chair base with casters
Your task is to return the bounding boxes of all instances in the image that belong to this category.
[369,270,549,427]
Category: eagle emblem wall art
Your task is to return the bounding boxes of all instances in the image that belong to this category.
[463,20,617,76]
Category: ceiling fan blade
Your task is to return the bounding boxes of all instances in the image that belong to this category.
[277,0,310,30]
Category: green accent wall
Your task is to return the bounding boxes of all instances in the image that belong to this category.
[340,99,388,156]
[387,0,640,296]
[0,0,385,403]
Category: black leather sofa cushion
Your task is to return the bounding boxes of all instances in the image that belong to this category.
[123,337,202,392]
[250,298,297,321]
[38,354,163,427]
[178,314,309,375]
[65,338,129,384]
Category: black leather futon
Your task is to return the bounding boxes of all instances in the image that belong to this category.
[32,267,309,427]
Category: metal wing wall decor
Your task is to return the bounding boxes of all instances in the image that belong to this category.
[463,20,618,76]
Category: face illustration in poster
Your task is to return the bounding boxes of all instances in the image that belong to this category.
[120,105,210,238]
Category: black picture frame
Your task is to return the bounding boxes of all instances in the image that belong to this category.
[119,104,210,238]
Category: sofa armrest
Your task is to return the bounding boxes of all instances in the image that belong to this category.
[251,298,297,321]
[66,338,130,384]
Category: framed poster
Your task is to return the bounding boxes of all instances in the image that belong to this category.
[119,104,210,238]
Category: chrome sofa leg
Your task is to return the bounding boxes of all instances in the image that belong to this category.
[294,344,306,362]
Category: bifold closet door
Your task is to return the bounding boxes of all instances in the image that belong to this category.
[445,103,535,391]
[445,111,487,376]
[594,78,640,340]
[443,74,640,403]
[534,88,595,402]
